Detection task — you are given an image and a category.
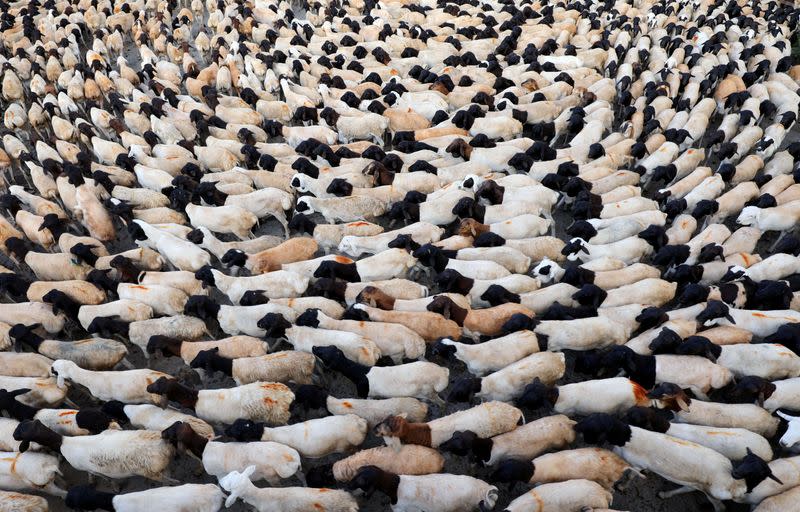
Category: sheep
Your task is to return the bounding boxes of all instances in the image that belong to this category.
[148,335,268,365]
[224,414,367,458]
[102,401,214,440]
[295,195,386,223]
[413,244,511,280]
[344,302,460,342]
[295,308,425,362]
[726,253,800,282]
[136,271,205,297]
[9,325,127,371]
[195,267,309,304]
[650,384,780,438]
[185,203,258,240]
[6,245,93,282]
[517,283,580,314]
[191,349,316,386]
[354,288,470,314]
[0,491,49,511]
[374,402,522,450]
[0,377,66,408]
[64,484,225,512]
[435,270,540,308]
[187,226,282,261]
[312,346,448,402]
[504,480,613,512]
[754,486,800,512]
[222,187,294,234]
[77,300,153,331]
[737,455,800,505]
[448,352,566,403]
[347,466,498,512]
[222,238,319,274]
[117,283,189,316]
[492,448,633,490]
[129,220,210,271]
[219,466,358,512]
[432,330,544,376]
[561,236,655,265]
[337,222,444,256]
[586,346,732,399]
[13,420,174,481]
[128,316,207,352]
[575,414,777,509]
[425,297,534,337]
[625,406,773,462]
[146,378,294,425]
[443,413,574,466]
[0,352,53,377]
[160,422,301,484]
[517,377,652,417]
[317,248,418,283]
[737,200,800,243]
[325,444,445,484]
[26,280,106,305]
[0,450,64,496]
[697,301,800,337]
[530,316,629,351]
[458,215,551,240]
[51,360,169,405]
[291,216,385,252]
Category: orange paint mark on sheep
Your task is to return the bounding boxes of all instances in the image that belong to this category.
[313,504,324,510]
[706,431,735,436]
[348,222,370,227]
[334,256,353,264]
[282,453,294,462]
[58,410,77,416]
[130,285,148,290]
[263,397,276,405]
[631,381,649,404]
[341,401,353,409]
[260,383,287,391]
[318,488,331,493]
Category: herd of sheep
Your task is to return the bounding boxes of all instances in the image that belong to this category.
[2,0,800,509]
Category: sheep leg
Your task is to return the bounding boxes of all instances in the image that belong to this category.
[276,213,290,238]
[614,467,645,492]
[429,393,445,408]
[64,397,81,409]
[43,482,67,498]
[769,230,789,252]
[657,485,694,500]
[270,336,288,350]
[701,494,725,512]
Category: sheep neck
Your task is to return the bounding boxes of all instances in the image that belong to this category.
[373,470,401,504]
[399,422,432,447]
[167,382,200,409]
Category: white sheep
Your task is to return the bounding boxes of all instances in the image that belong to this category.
[220,466,358,512]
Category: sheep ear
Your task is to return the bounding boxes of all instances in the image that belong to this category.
[777,410,798,422]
